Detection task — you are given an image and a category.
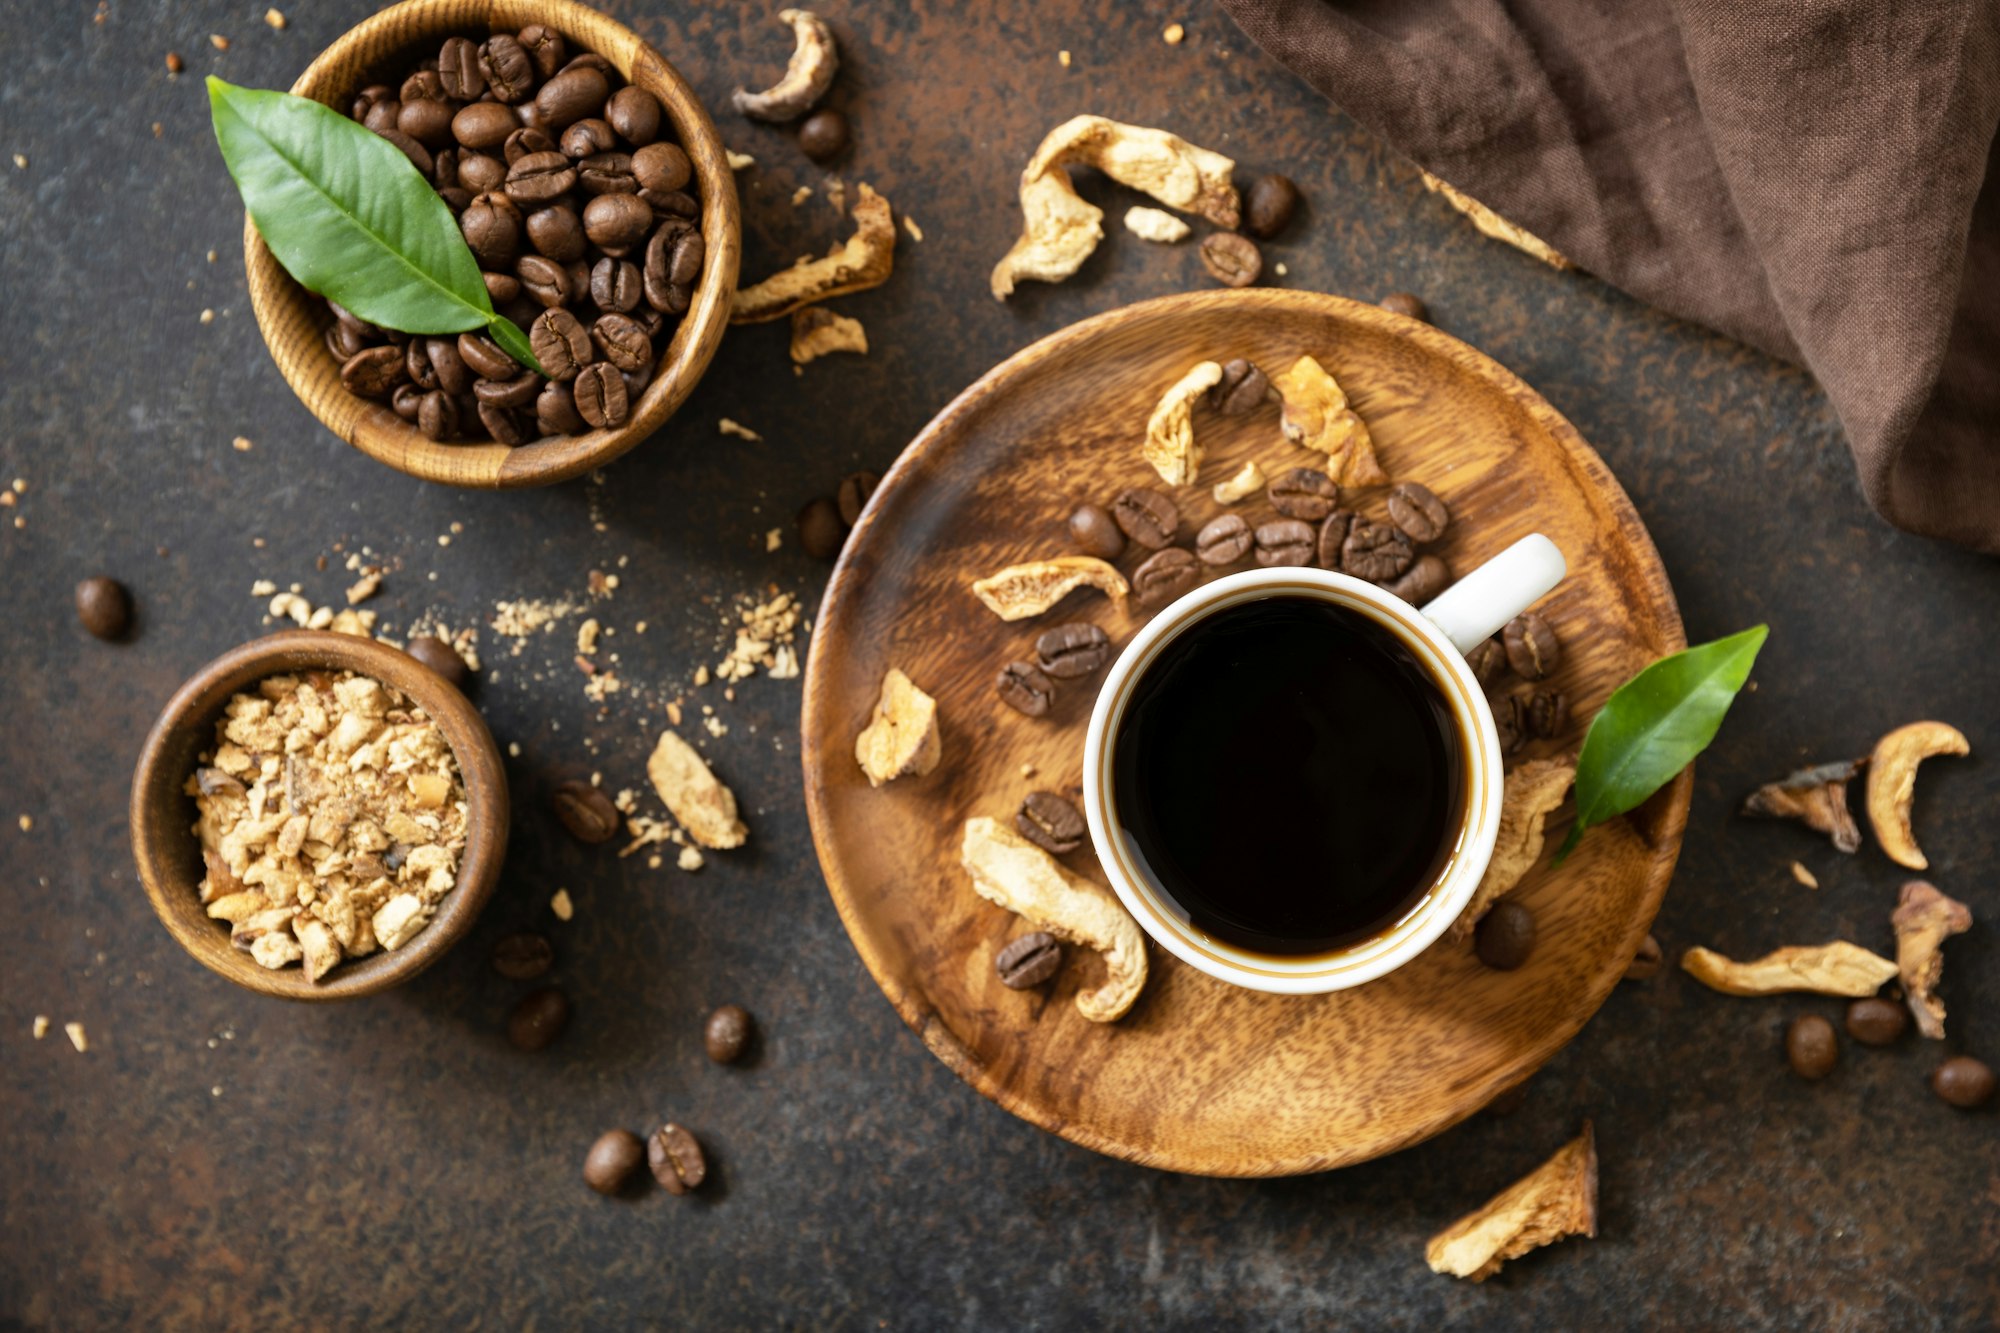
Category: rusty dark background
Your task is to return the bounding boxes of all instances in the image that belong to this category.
[2,2,1995,1329]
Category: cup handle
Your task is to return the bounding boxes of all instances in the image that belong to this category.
[1420,534,1566,655]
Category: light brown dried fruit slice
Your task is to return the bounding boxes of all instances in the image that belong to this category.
[959,817,1147,1022]
[1426,1122,1597,1281]
[854,668,941,787]
[646,730,747,849]
[1740,758,1865,853]
[730,9,838,123]
[970,556,1128,621]
[1452,757,1574,938]
[1890,879,1972,1039]
[789,307,868,364]
[1679,941,1896,996]
[733,184,895,324]
[1273,354,1387,488]
[1143,361,1223,486]
[1865,721,1969,870]
[1212,460,1265,504]
[1420,171,1574,271]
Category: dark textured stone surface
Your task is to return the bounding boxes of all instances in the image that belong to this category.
[1,4,1995,1329]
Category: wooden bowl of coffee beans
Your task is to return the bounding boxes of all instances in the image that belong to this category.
[245,0,740,488]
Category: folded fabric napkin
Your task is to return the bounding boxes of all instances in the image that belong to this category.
[1220,0,2000,552]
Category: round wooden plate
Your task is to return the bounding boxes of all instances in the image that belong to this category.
[800,289,1690,1176]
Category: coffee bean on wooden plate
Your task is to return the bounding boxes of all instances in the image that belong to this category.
[403,634,469,687]
[1474,901,1535,970]
[1196,514,1252,565]
[1380,292,1429,322]
[1111,487,1179,549]
[75,576,130,639]
[584,1129,645,1195]
[1786,1014,1839,1080]
[996,931,1063,989]
[1016,791,1086,855]
[1133,547,1201,604]
[553,779,619,843]
[1494,693,1527,754]
[704,1004,752,1064]
[1253,519,1314,567]
[1930,1056,1995,1108]
[996,661,1056,717]
[1315,511,1353,570]
[1036,622,1110,679]
[1207,358,1270,415]
[1523,687,1568,739]
[492,931,555,980]
[798,108,850,162]
[1382,553,1450,605]
[837,471,880,526]
[1068,503,1125,559]
[649,1122,707,1193]
[1844,997,1907,1045]
[1465,637,1508,688]
[1503,612,1560,679]
[1387,481,1450,543]
[507,986,570,1051]
[1341,518,1414,582]
[796,496,845,560]
[1242,174,1300,239]
[1200,232,1262,287]
[1267,467,1340,520]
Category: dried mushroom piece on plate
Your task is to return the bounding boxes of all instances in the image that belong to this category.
[1864,721,1969,870]
[789,307,868,364]
[854,668,941,786]
[647,730,747,849]
[1740,758,1865,852]
[1142,361,1223,486]
[1452,757,1574,938]
[1680,941,1896,996]
[971,556,1129,621]
[1426,1122,1597,1281]
[1273,354,1387,487]
[1890,879,1972,1039]
[734,184,895,324]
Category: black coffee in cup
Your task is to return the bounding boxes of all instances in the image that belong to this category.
[1111,595,1467,956]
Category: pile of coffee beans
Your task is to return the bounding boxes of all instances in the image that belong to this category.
[333,25,706,444]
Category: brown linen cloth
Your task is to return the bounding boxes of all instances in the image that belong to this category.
[1219,0,2000,553]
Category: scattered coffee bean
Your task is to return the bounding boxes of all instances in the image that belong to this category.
[583,1129,645,1195]
[1379,291,1429,322]
[797,108,850,162]
[704,1004,752,1064]
[1068,503,1126,559]
[1133,547,1201,604]
[1199,232,1262,287]
[1930,1055,1995,1108]
[1386,481,1450,543]
[1111,487,1179,549]
[1196,513,1253,565]
[995,931,1063,989]
[796,496,846,560]
[507,986,570,1051]
[1016,791,1087,855]
[1494,693,1527,754]
[1254,518,1315,567]
[1267,467,1340,520]
[1523,687,1568,739]
[1341,518,1414,582]
[1844,997,1908,1045]
[1474,901,1536,970]
[404,634,469,686]
[74,577,130,640]
[572,361,630,428]
[1315,511,1353,569]
[1242,173,1300,239]
[996,661,1056,717]
[1465,637,1509,688]
[492,931,555,981]
[553,779,619,843]
[633,142,691,193]
[649,1122,707,1193]
[1207,357,1271,415]
[1785,1014,1839,1080]
[1623,933,1664,981]
[1502,612,1561,680]
[836,471,880,526]
[1382,553,1450,604]
[1036,622,1111,679]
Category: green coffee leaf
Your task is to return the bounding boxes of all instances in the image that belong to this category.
[207,78,543,374]
[1554,625,1768,864]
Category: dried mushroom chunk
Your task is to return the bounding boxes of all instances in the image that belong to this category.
[1865,721,1969,870]
[1420,171,1574,271]
[1122,205,1190,243]
[959,817,1147,1022]
[1890,879,1972,1039]
[990,115,1238,298]
[731,9,838,123]
[1453,757,1574,937]
[1142,361,1223,486]
[1212,460,1266,505]
[733,184,895,324]
[646,730,747,849]
[1679,941,1897,996]
[854,668,941,787]
[1273,354,1387,488]
[1740,758,1866,853]
[1426,1123,1597,1281]
[971,556,1128,621]
[789,307,869,364]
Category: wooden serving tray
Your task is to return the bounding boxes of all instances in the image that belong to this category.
[800,289,1689,1176]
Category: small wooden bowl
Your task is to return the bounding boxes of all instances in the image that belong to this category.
[244,0,741,489]
[130,632,510,1000]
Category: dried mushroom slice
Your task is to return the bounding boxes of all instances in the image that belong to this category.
[1864,721,1969,870]
[1740,758,1865,852]
[1142,361,1223,486]
[647,730,747,849]
[1212,460,1265,505]
[970,556,1128,621]
[1420,171,1574,271]
[733,184,896,324]
[1426,1123,1597,1281]
[1679,941,1897,996]
[1452,757,1574,938]
[789,307,868,364]
[730,9,839,123]
[1890,879,1972,1040]
[854,668,941,787]
[1273,354,1387,488]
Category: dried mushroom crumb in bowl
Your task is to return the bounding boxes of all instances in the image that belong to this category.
[131,631,509,1000]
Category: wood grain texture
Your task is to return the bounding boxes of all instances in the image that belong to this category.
[243,0,741,489]
[129,630,509,1001]
[801,289,1692,1176]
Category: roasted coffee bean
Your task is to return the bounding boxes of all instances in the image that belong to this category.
[397,96,456,148]
[1068,503,1125,559]
[648,1123,707,1194]
[996,661,1056,717]
[482,270,522,305]
[1845,997,1907,1045]
[1785,1014,1839,1080]
[392,382,425,420]
[797,108,850,162]
[1523,687,1568,739]
[563,259,595,304]
[1623,933,1664,981]
[1382,553,1451,604]
[587,257,641,312]
[433,148,462,191]
[460,194,520,266]
[526,203,585,261]
[1016,791,1087,855]
[474,370,543,409]
[643,187,700,222]
[75,577,130,639]
[666,228,704,289]
[479,33,535,104]
[374,127,433,177]
[1253,518,1315,567]
[457,331,518,380]
[329,300,378,337]
[1195,513,1253,565]
[559,116,616,160]
[452,99,519,150]
[478,400,532,445]
[1494,693,1526,754]
[583,1129,644,1195]
[326,319,372,360]
[404,337,440,390]
[1340,518,1414,582]
[398,72,443,108]
[1315,510,1354,569]
[836,472,880,526]
[995,931,1063,989]
[1134,547,1201,604]
[572,362,629,428]
[416,337,467,395]
[1208,357,1270,415]
[455,392,486,438]
[1267,467,1340,520]
[404,633,469,687]
[1242,173,1300,239]
[341,345,407,399]
[1111,487,1179,549]
[606,86,662,146]
[1380,291,1429,322]
[796,496,845,559]
[518,23,566,79]
[416,390,459,441]
[1474,901,1536,970]
[633,141,692,193]
[1200,232,1262,287]
[1387,481,1450,543]
[641,225,701,313]
[352,83,396,121]
[553,779,619,843]
[578,150,638,196]
[537,380,588,436]
[1466,637,1508,687]
[1502,612,1560,679]
[1931,1056,1995,1108]
[583,193,653,248]
[704,1004,753,1064]
[536,66,609,130]
[457,150,506,193]
[561,53,613,77]
[591,312,653,373]
[438,35,486,100]
[1036,622,1110,678]
[507,986,570,1051]
[504,149,576,204]
[363,98,403,136]
[503,125,557,165]
[492,931,554,981]
[517,254,570,307]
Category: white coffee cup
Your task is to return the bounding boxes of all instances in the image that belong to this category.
[1081,534,1567,995]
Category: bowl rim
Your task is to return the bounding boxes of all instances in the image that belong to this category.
[243,0,742,489]
[129,630,510,1000]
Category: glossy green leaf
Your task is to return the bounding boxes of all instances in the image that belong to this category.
[207,78,543,374]
[1554,624,1768,864]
